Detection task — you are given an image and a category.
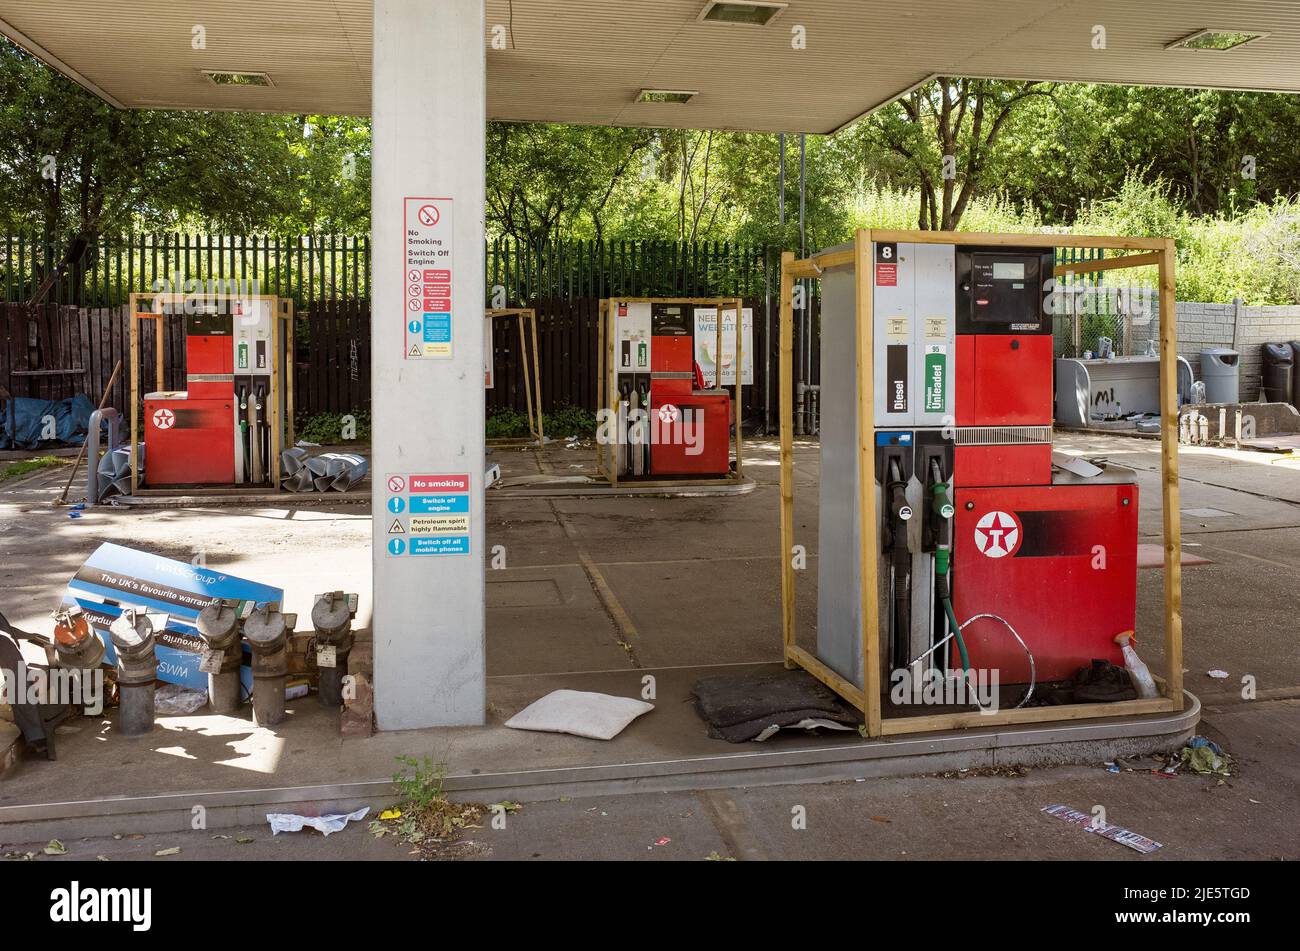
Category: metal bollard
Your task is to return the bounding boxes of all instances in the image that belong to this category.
[311,591,357,709]
[243,604,293,727]
[196,598,244,713]
[52,607,105,671]
[108,608,158,736]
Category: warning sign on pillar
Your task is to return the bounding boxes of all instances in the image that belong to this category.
[384,473,471,556]
[403,197,454,360]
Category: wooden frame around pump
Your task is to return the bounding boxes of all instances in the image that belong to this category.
[596,297,745,488]
[486,307,545,445]
[778,230,1184,737]
[127,292,295,496]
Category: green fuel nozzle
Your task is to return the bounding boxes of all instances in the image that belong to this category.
[932,481,954,520]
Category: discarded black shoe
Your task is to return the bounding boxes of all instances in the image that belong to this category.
[1074,659,1137,703]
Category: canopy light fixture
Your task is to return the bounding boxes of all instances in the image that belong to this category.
[203,70,274,87]
[1166,29,1268,52]
[698,1,788,26]
[637,89,697,104]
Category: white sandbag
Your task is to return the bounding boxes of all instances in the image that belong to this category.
[504,689,653,740]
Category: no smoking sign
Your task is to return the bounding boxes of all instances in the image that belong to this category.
[404,197,454,361]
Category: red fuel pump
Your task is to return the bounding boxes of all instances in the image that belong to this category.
[815,242,1139,695]
[606,300,736,480]
[136,295,291,490]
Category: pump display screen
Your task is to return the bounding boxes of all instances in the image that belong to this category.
[967,252,1045,328]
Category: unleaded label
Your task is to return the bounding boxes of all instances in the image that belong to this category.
[924,345,946,413]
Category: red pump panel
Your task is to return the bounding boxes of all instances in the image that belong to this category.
[143,396,235,486]
[651,335,693,373]
[186,334,234,399]
[954,444,1052,487]
[648,394,730,475]
[952,482,1137,683]
[970,334,1054,425]
[186,334,232,376]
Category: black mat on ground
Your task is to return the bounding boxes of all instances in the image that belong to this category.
[691,668,862,743]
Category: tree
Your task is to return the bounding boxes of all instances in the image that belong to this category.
[852,78,1061,230]
[0,38,370,272]
[485,122,654,244]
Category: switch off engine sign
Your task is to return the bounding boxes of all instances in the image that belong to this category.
[403,197,454,360]
[385,473,471,557]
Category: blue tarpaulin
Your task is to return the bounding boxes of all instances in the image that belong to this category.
[0,393,97,450]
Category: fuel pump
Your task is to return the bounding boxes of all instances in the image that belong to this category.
[140,295,290,490]
[815,240,1140,704]
[608,300,732,479]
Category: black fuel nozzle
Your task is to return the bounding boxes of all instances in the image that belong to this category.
[887,457,912,543]
[254,384,266,410]
[238,384,248,411]
[885,456,913,670]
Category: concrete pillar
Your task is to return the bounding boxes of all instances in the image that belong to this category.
[371,0,486,728]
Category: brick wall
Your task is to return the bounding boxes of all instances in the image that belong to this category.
[1127,300,1300,401]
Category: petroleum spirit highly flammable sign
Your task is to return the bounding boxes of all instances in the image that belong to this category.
[384,473,471,557]
[403,197,454,360]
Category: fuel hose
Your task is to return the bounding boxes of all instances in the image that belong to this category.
[934,547,970,671]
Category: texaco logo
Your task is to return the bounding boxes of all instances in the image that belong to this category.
[974,510,1021,558]
[658,404,679,424]
[152,408,176,430]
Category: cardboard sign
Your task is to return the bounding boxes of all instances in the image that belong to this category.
[64,542,284,693]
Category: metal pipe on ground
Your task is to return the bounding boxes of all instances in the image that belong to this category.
[244,604,292,727]
[311,591,358,709]
[108,608,158,737]
[196,599,244,713]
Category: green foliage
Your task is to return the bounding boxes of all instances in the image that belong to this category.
[485,404,597,439]
[296,410,371,445]
[0,455,66,483]
[392,755,448,814]
[544,404,597,439]
[0,37,369,241]
[1075,175,1300,304]
[485,407,530,440]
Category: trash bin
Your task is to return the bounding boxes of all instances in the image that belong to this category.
[1200,348,1240,404]
[1261,343,1294,404]
[1289,341,1300,407]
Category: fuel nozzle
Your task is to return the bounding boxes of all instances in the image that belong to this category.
[930,473,954,521]
[884,455,913,671]
[923,456,954,553]
[238,384,248,411]
[887,458,912,527]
